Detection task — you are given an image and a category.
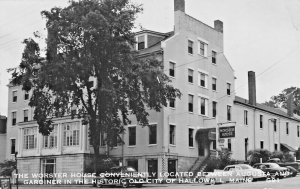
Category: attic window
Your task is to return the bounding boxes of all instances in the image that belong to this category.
[137,35,145,50]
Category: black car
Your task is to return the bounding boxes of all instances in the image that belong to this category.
[93,166,145,188]
[253,163,288,179]
[286,166,298,177]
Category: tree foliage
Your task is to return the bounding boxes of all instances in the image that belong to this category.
[0,160,16,177]
[263,87,300,115]
[8,0,181,168]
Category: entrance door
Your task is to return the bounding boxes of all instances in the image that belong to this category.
[148,159,158,179]
[167,159,176,178]
[41,159,56,181]
[198,141,205,156]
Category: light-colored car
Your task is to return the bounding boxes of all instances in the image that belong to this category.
[205,164,266,185]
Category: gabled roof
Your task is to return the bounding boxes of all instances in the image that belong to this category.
[234,96,300,122]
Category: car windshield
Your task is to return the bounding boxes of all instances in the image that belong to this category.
[269,163,280,168]
[125,167,136,172]
[239,165,253,169]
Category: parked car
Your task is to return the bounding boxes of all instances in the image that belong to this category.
[267,158,300,172]
[205,164,266,185]
[253,163,289,179]
[93,166,146,188]
[285,166,298,177]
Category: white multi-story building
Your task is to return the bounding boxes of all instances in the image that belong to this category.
[6,0,235,182]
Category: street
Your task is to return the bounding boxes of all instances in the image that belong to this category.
[10,175,300,189]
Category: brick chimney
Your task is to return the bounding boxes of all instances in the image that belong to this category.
[214,20,223,33]
[248,71,256,106]
[174,0,185,12]
[287,91,294,117]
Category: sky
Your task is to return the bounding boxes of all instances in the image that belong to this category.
[1,0,300,116]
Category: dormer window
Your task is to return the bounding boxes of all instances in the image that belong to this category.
[137,35,145,50]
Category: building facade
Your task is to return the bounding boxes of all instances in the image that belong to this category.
[0,115,7,163]
[231,71,300,161]
[5,0,300,184]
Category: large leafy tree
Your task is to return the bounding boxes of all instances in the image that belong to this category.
[263,87,300,115]
[9,0,181,170]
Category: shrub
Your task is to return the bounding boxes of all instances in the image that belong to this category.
[248,149,271,165]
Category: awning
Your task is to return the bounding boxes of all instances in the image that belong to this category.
[280,143,296,152]
[195,128,216,141]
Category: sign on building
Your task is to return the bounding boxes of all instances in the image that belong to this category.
[219,126,235,138]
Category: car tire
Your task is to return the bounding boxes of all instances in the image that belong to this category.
[136,183,143,188]
[121,180,130,188]
[245,176,253,182]
[210,178,216,185]
[96,182,103,188]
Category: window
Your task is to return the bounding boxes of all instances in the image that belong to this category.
[169,125,175,145]
[286,122,289,135]
[169,62,175,77]
[100,132,106,146]
[260,141,264,149]
[12,91,17,102]
[298,126,300,137]
[12,112,17,126]
[212,101,217,117]
[212,140,216,150]
[63,122,80,146]
[228,139,232,151]
[227,83,231,95]
[188,40,193,54]
[24,91,29,100]
[188,94,194,112]
[188,128,194,147]
[274,144,278,151]
[169,98,175,108]
[212,51,217,64]
[260,115,263,129]
[43,125,58,148]
[274,119,277,132]
[198,41,207,56]
[23,110,28,122]
[212,78,217,91]
[227,105,232,121]
[23,127,37,149]
[199,72,208,88]
[127,159,138,171]
[188,69,193,83]
[137,35,145,50]
[199,97,208,116]
[128,127,136,146]
[244,110,248,125]
[11,139,16,154]
[149,124,157,145]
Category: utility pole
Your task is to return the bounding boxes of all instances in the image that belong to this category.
[15,152,18,189]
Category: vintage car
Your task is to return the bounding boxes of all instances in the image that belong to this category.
[285,166,298,177]
[253,163,289,178]
[205,164,266,185]
[267,158,300,171]
[93,166,146,188]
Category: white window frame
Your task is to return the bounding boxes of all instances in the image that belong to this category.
[212,77,217,91]
[43,124,58,149]
[169,124,176,146]
[128,126,137,147]
[135,34,147,50]
[188,68,194,84]
[197,38,208,57]
[198,95,209,116]
[12,90,18,103]
[63,122,80,146]
[23,127,37,150]
[169,61,176,78]
[188,39,194,55]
